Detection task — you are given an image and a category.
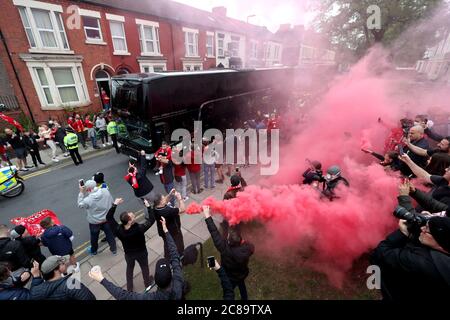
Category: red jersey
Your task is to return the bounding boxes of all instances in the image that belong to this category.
[67,119,74,129]
[384,127,404,153]
[154,146,172,162]
[84,118,94,129]
[101,92,110,105]
[72,119,85,133]
[267,117,279,131]
[174,163,186,177]
[185,151,201,173]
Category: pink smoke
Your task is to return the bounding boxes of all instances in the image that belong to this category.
[187,48,450,287]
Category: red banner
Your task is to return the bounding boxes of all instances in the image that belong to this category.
[0,113,24,132]
[11,210,61,236]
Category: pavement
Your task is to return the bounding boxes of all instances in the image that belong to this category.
[2,141,263,299]
[80,163,262,300]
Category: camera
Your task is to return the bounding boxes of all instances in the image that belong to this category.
[393,206,430,238]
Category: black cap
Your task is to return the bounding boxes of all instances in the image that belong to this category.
[428,217,450,253]
[154,258,172,288]
[13,225,26,236]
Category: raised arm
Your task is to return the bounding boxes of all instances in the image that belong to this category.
[398,154,431,183]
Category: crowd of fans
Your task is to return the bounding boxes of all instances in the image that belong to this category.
[0,111,124,170]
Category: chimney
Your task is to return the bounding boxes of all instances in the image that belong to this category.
[278,24,291,32]
[212,6,227,17]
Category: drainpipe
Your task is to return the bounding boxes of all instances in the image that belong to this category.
[0,29,36,124]
[169,23,177,70]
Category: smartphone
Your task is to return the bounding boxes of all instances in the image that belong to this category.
[398,145,404,156]
[207,256,215,268]
[79,179,84,187]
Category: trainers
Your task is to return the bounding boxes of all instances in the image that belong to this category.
[111,250,117,256]
[52,158,59,162]
[86,247,97,256]
[155,171,161,176]
[39,162,46,166]
[25,165,34,169]
[64,153,69,157]
[183,196,189,201]
[19,168,29,172]
[102,144,106,147]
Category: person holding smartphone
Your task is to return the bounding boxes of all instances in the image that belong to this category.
[208,257,234,300]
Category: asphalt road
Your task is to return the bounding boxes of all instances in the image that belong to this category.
[0,149,166,254]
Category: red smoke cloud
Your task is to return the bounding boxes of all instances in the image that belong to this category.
[187,48,449,287]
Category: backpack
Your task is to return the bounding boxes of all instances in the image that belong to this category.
[181,242,203,267]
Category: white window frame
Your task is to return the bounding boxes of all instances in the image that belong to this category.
[250,40,258,59]
[230,35,240,58]
[139,62,167,73]
[79,9,105,45]
[26,61,90,110]
[183,27,199,57]
[136,19,161,56]
[106,14,130,55]
[14,0,72,54]
[206,32,214,58]
[217,33,225,57]
[183,62,203,71]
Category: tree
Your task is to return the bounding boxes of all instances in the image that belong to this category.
[313,0,446,60]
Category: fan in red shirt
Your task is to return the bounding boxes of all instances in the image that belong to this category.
[267,113,280,132]
[85,115,100,149]
[382,118,412,153]
[185,145,202,194]
[71,115,86,148]
[154,141,172,175]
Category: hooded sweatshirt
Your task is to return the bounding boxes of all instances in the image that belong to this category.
[78,187,113,224]
[40,225,74,256]
[0,278,31,300]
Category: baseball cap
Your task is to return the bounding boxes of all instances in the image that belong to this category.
[10,225,26,239]
[428,217,450,253]
[154,258,172,288]
[41,255,70,275]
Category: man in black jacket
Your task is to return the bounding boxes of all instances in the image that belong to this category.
[89,217,184,300]
[30,255,95,300]
[125,150,156,203]
[10,225,46,265]
[0,225,31,272]
[209,258,234,300]
[371,216,450,300]
[23,130,45,168]
[202,206,254,300]
[154,191,186,258]
[106,197,155,291]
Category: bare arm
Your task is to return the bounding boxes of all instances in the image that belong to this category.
[405,141,428,157]
[399,154,431,183]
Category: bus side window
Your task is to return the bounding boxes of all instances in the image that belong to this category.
[154,122,170,147]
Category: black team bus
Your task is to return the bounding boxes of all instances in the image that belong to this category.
[111,67,295,164]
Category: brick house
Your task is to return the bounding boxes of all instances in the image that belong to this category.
[0,0,284,124]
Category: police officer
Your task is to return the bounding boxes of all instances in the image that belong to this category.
[64,127,83,166]
[107,118,120,154]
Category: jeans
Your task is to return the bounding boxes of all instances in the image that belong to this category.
[98,130,108,144]
[203,164,215,188]
[87,128,97,148]
[124,250,152,292]
[188,171,201,193]
[89,222,116,254]
[46,140,57,159]
[230,279,248,300]
[164,181,176,206]
[175,175,187,198]
[77,132,86,148]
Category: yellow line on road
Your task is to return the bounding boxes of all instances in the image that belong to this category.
[22,149,113,181]
[74,209,145,258]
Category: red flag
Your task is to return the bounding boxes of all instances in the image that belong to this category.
[0,112,24,132]
[11,209,62,236]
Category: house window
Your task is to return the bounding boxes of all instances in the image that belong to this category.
[230,36,240,57]
[28,62,89,109]
[83,16,102,41]
[206,33,214,57]
[250,41,258,59]
[274,45,280,60]
[183,63,203,71]
[138,24,161,55]
[184,29,199,57]
[35,68,53,104]
[109,21,128,54]
[140,62,166,73]
[16,1,70,52]
[217,33,224,57]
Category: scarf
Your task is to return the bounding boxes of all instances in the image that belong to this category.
[226,185,241,193]
[125,170,139,189]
